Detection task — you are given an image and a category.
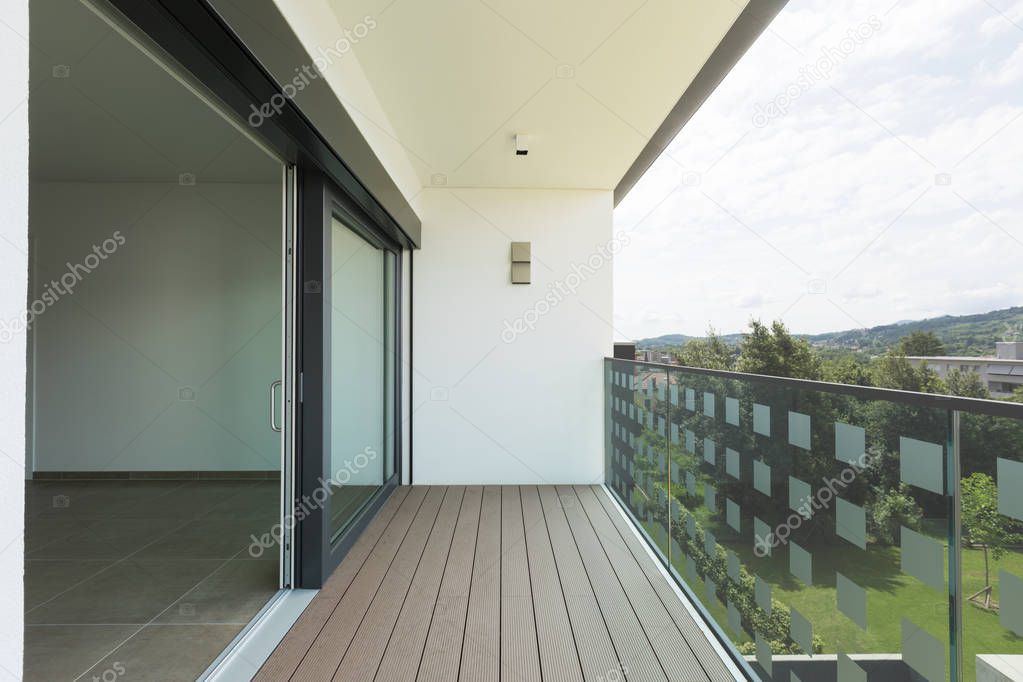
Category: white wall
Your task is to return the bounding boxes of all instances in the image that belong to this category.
[270,0,424,200]
[0,0,27,670]
[29,182,282,472]
[269,1,619,485]
[411,188,613,484]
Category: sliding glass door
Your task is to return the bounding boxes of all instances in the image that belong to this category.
[328,217,397,539]
[297,171,402,586]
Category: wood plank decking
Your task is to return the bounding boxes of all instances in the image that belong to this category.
[255,485,736,681]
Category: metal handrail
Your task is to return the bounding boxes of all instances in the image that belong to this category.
[606,357,1023,420]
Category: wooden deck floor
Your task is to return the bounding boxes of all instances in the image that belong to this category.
[256,485,735,681]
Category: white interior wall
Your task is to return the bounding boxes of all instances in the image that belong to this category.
[29,182,282,472]
[411,188,613,484]
[0,0,27,668]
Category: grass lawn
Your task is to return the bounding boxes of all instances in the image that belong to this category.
[643,511,1023,681]
[961,546,1023,679]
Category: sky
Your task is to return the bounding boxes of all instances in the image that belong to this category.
[613,0,1023,340]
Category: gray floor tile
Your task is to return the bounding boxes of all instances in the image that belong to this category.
[81,624,244,682]
[26,558,223,625]
[24,624,138,682]
[126,482,262,521]
[24,559,114,611]
[28,517,185,561]
[133,518,268,560]
[24,479,281,680]
[29,481,189,521]
[155,559,278,624]
[24,516,89,554]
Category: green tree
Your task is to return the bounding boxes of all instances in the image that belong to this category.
[674,328,734,370]
[897,330,946,356]
[944,367,990,399]
[1006,386,1023,404]
[822,356,874,386]
[867,484,923,545]
[736,320,822,379]
[872,351,942,392]
[961,472,1021,589]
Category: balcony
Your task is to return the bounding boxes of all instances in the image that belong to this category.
[255,485,740,681]
[243,359,1023,682]
[605,358,1023,681]
[8,0,1019,678]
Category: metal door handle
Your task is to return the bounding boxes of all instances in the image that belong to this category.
[270,379,283,433]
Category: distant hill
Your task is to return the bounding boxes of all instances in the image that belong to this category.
[636,334,695,347]
[808,306,1023,355]
[637,332,744,348]
[636,306,1023,356]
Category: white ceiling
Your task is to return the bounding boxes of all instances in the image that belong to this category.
[29,0,281,184]
[324,0,749,190]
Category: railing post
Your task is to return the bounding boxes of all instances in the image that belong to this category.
[948,408,963,682]
[666,370,672,566]
[604,360,612,488]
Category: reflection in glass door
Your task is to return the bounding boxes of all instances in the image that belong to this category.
[329,217,396,539]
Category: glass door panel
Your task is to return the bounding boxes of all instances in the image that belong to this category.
[384,251,397,481]
[329,217,392,539]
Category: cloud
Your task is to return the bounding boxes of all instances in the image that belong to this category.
[834,283,883,302]
[734,292,768,309]
[980,43,1023,87]
[979,1,1023,37]
[614,0,1023,338]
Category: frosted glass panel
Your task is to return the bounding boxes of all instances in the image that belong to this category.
[836,572,867,629]
[602,357,987,680]
[836,498,866,550]
[899,436,944,495]
[900,526,944,591]
[902,619,945,682]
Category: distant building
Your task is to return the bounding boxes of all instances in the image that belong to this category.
[637,348,675,365]
[907,341,1023,397]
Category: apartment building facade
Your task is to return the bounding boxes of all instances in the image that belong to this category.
[908,341,1023,397]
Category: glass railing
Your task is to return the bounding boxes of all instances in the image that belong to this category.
[604,358,1023,682]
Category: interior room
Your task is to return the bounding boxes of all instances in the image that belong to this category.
[23,0,285,678]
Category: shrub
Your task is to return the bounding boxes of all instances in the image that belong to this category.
[658,498,825,655]
[867,484,923,545]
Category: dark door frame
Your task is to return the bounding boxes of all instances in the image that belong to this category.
[298,169,403,587]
